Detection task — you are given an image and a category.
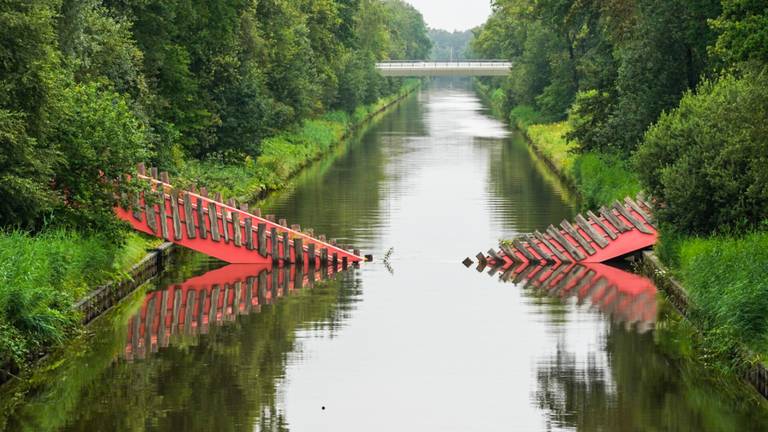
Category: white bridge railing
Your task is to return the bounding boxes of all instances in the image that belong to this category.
[375,60,513,77]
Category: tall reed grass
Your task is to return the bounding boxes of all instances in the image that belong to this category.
[675,231,768,368]
[0,230,156,377]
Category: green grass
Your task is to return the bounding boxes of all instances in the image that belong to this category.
[0,230,157,377]
[670,231,768,369]
[526,121,576,172]
[522,120,640,207]
[571,153,641,208]
[509,105,549,129]
[177,79,421,201]
[113,233,163,273]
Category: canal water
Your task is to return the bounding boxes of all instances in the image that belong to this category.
[3,82,768,431]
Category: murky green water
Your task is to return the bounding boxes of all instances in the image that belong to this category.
[3,82,768,431]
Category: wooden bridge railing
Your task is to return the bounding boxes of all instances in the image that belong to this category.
[466,195,657,267]
[115,163,366,265]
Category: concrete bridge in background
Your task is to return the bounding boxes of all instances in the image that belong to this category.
[376,60,513,77]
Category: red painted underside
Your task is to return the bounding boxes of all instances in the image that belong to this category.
[498,208,657,266]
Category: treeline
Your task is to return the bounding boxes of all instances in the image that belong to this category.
[429,28,474,60]
[0,0,431,234]
[471,0,767,236]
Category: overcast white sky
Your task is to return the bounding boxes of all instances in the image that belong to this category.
[403,0,492,31]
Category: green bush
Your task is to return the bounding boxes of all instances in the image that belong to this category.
[565,90,615,153]
[47,82,150,236]
[634,71,768,235]
[509,105,548,129]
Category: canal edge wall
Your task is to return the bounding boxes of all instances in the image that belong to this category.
[637,250,768,399]
[75,242,176,324]
[0,242,175,388]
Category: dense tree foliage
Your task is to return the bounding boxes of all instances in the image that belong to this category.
[0,0,430,233]
[472,0,767,236]
[635,71,768,234]
[429,29,474,60]
[472,0,721,153]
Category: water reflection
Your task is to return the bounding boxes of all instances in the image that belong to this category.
[125,263,348,361]
[482,262,657,330]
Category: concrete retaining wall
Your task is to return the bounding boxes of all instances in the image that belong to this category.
[74,242,175,324]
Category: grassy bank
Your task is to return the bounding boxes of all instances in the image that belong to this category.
[177,79,421,201]
[0,231,161,379]
[656,229,768,370]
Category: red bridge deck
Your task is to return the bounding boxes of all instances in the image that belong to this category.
[115,164,364,265]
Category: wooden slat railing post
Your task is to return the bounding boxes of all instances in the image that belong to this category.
[183,192,196,239]
[294,238,304,265]
[196,197,208,239]
[257,223,267,256]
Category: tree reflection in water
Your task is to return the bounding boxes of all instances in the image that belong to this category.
[0,256,358,432]
[472,260,768,431]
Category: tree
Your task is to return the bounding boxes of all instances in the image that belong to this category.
[711,0,768,68]
[634,71,768,235]
[46,82,150,234]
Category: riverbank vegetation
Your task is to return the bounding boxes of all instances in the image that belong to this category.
[0,0,430,379]
[471,0,768,369]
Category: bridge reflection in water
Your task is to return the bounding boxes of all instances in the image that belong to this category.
[124,262,350,360]
[473,261,657,330]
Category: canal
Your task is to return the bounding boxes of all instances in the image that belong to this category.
[3,82,768,431]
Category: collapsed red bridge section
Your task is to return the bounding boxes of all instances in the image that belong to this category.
[468,195,657,267]
[115,163,365,265]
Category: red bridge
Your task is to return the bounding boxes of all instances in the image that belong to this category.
[467,195,657,267]
[115,164,364,265]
